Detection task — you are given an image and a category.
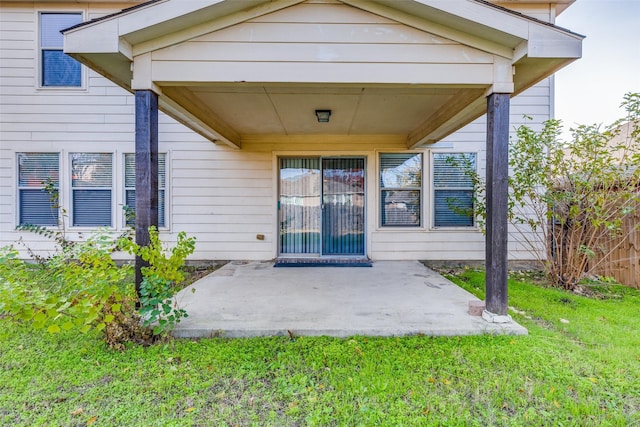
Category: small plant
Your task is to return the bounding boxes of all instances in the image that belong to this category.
[119,227,196,334]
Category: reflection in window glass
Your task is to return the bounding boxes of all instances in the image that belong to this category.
[433,153,476,227]
[380,153,422,227]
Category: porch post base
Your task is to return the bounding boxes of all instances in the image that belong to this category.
[482,310,513,324]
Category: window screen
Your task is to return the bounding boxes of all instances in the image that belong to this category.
[40,12,82,87]
[71,153,112,226]
[124,153,166,227]
[17,153,60,226]
[380,153,422,227]
[433,153,476,227]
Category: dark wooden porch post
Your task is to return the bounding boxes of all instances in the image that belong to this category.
[485,93,510,316]
[134,90,159,298]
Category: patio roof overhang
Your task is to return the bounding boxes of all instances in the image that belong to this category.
[63,0,583,150]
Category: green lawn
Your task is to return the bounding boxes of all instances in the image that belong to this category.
[1,270,639,426]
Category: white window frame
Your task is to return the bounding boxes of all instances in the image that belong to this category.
[431,152,477,229]
[16,152,61,227]
[378,152,424,228]
[70,152,114,228]
[123,153,168,229]
[38,11,84,89]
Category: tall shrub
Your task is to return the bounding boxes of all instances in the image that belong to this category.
[458,93,640,289]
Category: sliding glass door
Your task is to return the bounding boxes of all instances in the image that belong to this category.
[279,157,365,256]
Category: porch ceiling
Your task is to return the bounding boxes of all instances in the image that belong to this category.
[63,0,583,149]
[159,84,487,139]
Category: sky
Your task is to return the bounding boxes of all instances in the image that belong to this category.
[554,0,640,132]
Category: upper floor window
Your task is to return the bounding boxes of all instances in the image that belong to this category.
[380,153,422,227]
[433,153,476,227]
[40,12,82,87]
[17,153,60,226]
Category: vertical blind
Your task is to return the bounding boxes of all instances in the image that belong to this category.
[124,153,166,227]
[322,158,365,255]
[40,13,82,87]
[433,153,476,227]
[71,153,112,226]
[17,153,59,226]
[379,153,422,227]
[279,158,321,254]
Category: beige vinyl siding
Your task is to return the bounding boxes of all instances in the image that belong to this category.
[150,2,499,86]
[1,0,552,262]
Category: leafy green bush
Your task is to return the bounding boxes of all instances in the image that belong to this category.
[0,231,131,335]
[0,227,196,349]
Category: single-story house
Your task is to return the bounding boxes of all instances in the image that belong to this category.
[0,0,583,316]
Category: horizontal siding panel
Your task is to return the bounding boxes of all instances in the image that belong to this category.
[372,231,484,243]
[170,222,270,233]
[1,122,134,133]
[371,240,484,252]
[172,159,270,170]
[171,204,271,215]
[173,178,272,189]
[173,186,271,198]
[172,194,272,207]
[196,22,453,45]
[250,3,396,24]
[4,104,134,115]
[154,42,492,64]
[171,168,271,179]
[152,61,494,85]
[0,94,130,105]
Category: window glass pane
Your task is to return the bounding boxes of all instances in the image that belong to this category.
[42,50,81,86]
[18,153,59,187]
[40,13,82,87]
[71,153,112,187]
[125,190,165,227]
[73,190,111,226]
[41,13,82,46]
[124,153,165,188]
[433,153,475,188]
[380,153,422,188]
[381,189,421,226]
[20,189,58,226]
[124,153,166,227]
[434,190,474,227]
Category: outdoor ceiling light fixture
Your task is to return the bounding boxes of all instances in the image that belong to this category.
[315,109,331,123]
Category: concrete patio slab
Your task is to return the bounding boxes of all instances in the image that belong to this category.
[172,260,527,338]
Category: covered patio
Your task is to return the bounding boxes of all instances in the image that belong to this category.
[63,0,583,322]
[172,261,527,338]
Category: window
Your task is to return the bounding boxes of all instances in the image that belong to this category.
[71,153,112,226]
[124,153,166,227]
[17,153,60,226]
[433,153,476,227]
[40,12,82,87]
[380,153,422,227]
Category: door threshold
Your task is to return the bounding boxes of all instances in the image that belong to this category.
[274,257,372,267]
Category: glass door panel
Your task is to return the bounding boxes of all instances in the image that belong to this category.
[279,158,321,254]
[322,158,365,255]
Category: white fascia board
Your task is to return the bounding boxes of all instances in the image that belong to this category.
[64,18,127,57]
[527,24,583,59]
[408,0,530,39]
